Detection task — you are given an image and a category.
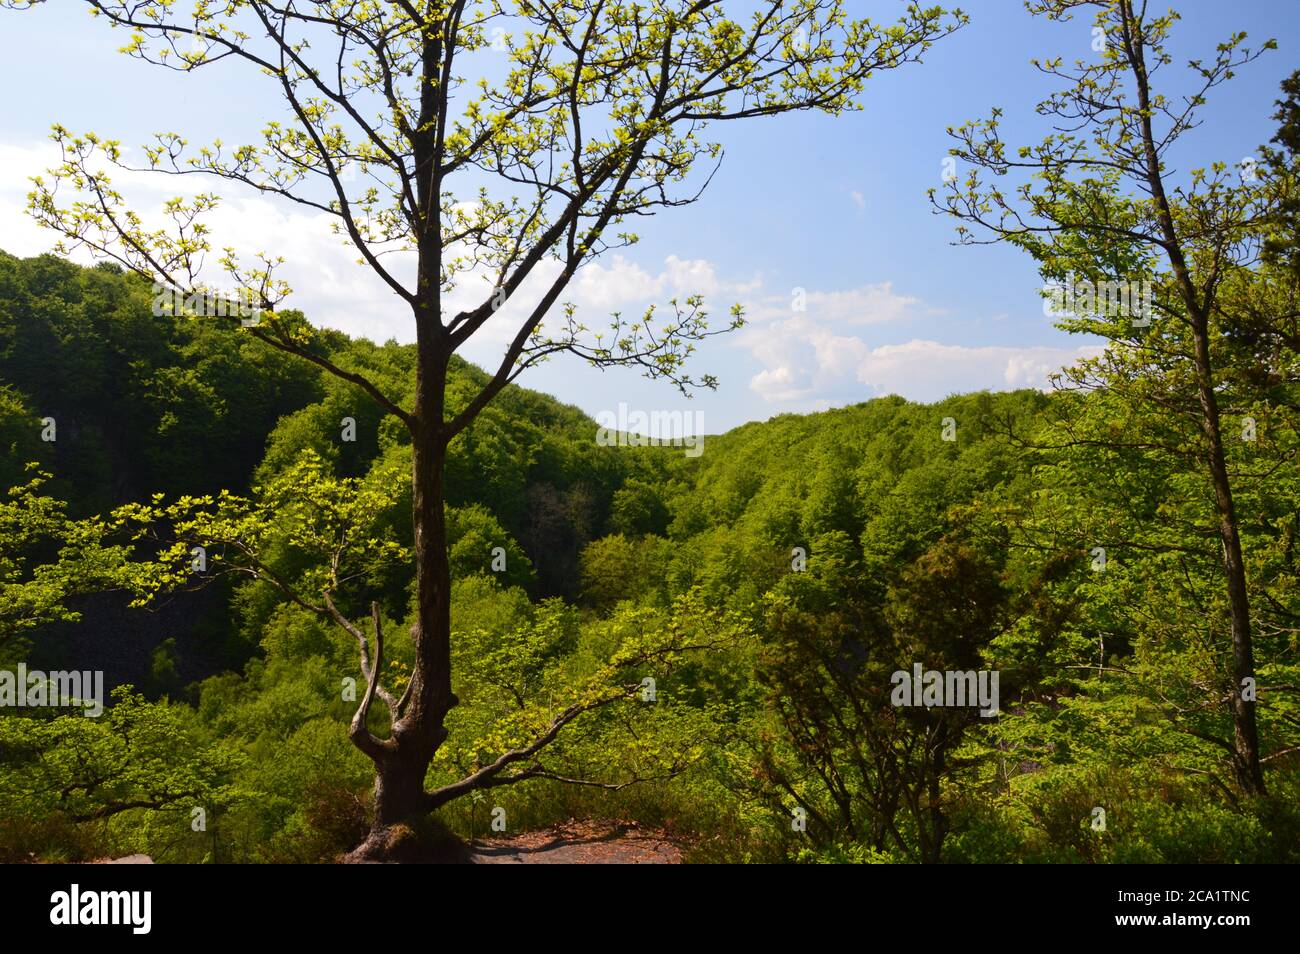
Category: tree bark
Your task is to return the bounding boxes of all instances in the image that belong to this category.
[360,311,460,839]
[1189,326,1267,795]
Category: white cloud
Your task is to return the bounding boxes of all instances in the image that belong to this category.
[854,339,1100,399]
[568,253,760,309]
[749,365,810,404]
[0,141,61,258]
[0,139,420,340]
[571,255,664,308]
[746,282,923,328]
[741,279,1101,406]
[450,253,759,370]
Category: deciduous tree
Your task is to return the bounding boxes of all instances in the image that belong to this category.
[6,0,965,855]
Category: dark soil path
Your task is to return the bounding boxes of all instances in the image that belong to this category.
[468,820,683,864]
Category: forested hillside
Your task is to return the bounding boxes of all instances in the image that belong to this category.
[3,0,1299,875]
[2,250,1296,863]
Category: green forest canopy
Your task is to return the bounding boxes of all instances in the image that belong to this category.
[1,246,1297,863]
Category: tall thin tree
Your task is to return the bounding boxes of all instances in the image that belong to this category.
[934,0,1274,793]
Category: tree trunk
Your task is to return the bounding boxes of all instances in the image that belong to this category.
[354,342,459,851]
[346,744,439,862]
[1190,325,1268,795]
[372,749,433,829]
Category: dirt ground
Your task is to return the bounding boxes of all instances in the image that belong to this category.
[81,819,685,864]
[468,820,683,864]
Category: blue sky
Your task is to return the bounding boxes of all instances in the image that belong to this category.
[1,1,1297,435]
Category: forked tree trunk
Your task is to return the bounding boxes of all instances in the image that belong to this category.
[351,345,459,856]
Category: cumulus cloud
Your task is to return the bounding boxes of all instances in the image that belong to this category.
[0,142,61,258]
[566,253,758,309]
[740,279,1101,406]
[853,339,1102,399]
[744,282,923,328]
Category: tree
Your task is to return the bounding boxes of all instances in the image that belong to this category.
[0,687,242,828]
[933,0,1276,795]
[1261,70,1300,278]
[750,525,1009,863]
[0,469,147,665]
[6,0,965,856]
